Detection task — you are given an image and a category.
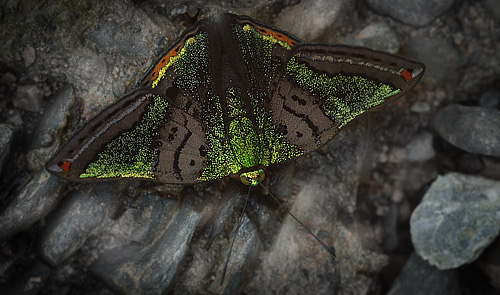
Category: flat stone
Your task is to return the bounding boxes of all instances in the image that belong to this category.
[14,84,44,113]
[218,214,261,294]
[27,84,76,171]
[434,104,500,157]
[177,183,264,294]
[387,252,460,295]
[406,131,436,162]
[407,36,462,87]
[354,22,400,54]
[410,173,500,269]
[0,169,64,241]
[365,0,455,26]
[0,124,14,172]
[84,20,148,58]
[275,0,354,41]
[89,196,202,295]
[410,101,431,113]
[40,183,120,265]
[22,45,36,67]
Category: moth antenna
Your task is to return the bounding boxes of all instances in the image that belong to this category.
[258,182,336,258]
[220,186,252,286]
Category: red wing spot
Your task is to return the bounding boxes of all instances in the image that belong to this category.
[401,69,412,81]
[60,161,71,172]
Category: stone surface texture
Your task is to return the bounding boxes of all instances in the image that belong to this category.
[1,0,500,294]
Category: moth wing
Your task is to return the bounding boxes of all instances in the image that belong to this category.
[46,89,211,184]
[270,44,425,159]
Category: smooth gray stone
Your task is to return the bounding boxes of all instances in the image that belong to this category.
[407,36,462,87]
[84,20,148,58]
[275,0,355,41]
[406,131,436,162]
[218,214,261,294]
[27,84,76,172]
[365,0,454,26]
[14,84,44,113]
[89,199,202,295]
[0,170,63,241]
[0,124,14,172]
[434,104,500,157]
[40,183,120,265]
[354,22,400,54]
[411,173,500,269]
[387,253,460,295]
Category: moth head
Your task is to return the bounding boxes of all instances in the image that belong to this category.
[239,169,265,186]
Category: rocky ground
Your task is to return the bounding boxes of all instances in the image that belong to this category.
[1,0,500,294]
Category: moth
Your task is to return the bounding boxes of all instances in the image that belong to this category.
[46,13,424,186]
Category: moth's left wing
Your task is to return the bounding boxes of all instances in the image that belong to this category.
[46,89,210,184]
[270,44,424,159]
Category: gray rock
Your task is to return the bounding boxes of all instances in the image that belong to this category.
[89,197,202,295]
[410,173,500,269]
[84,20,148,58]
[387,252,460,295]
[40,183,120,265]
[275,0,355,41]
[407,36,462,87]
[365,0,455,26]
[218,214,261,293]
[354,22,400,54]
[406,131,436,162]
[22,45,36,67]
[176,183,264,294]
[32,84,75,149]
[0,124,14,172]
[479,90,500,109]
[26,84,76,172]
[0,169,64,241]
[484,0,500,22]
[109,190,177,245]
[410,101,431,113]
[14,84,44,112]
[434,104,500,157]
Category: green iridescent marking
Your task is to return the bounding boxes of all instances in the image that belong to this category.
[242,24,292,50]
[286,57,401,127]
[80,94,168,179]
[152,37,199,88]
[229,117,261,168]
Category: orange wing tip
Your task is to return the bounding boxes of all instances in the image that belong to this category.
[401,69,413,81]
[61,160,72,172]
[401,67,424,82]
